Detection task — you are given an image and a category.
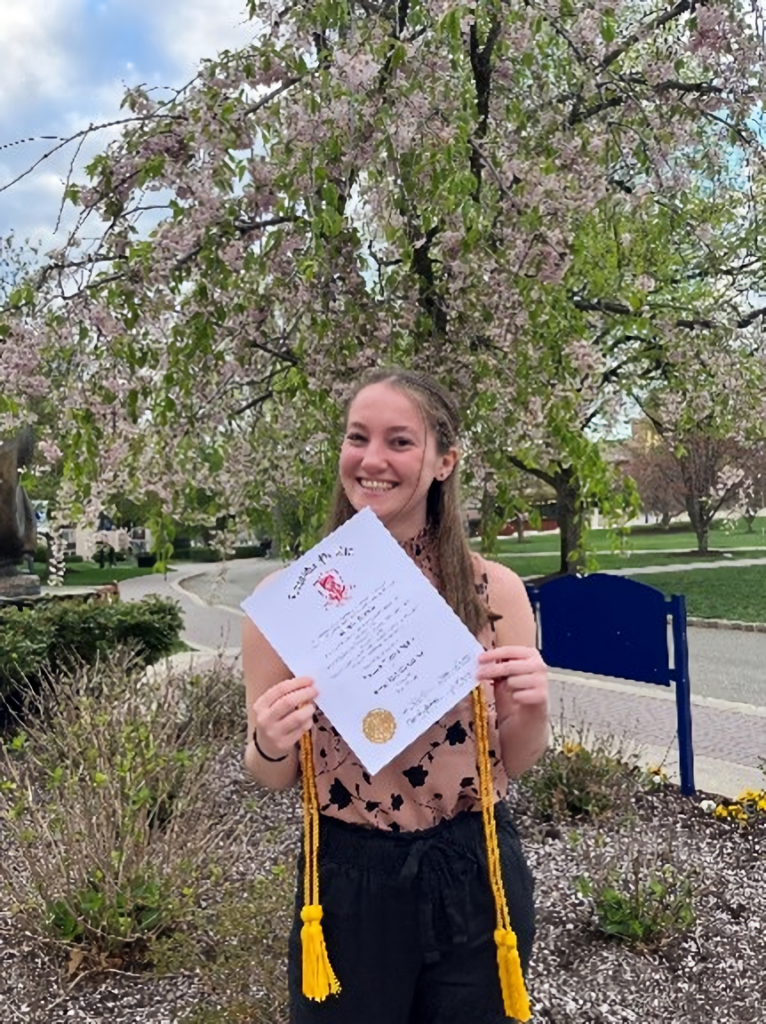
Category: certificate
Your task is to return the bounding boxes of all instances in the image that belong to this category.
[241,507,483,775]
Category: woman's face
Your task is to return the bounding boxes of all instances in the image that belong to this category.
[339,382,457,541]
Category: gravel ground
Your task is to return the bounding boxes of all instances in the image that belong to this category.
[1,745,764,1024]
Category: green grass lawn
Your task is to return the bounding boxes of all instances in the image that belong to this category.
[627,565,766,622]
[33,562,166,587]
[480,523,766,556]
[496,548,766,579]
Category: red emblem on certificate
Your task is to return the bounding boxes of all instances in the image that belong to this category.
[315,570,349,606]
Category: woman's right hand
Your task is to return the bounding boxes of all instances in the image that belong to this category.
[251,676,318,759]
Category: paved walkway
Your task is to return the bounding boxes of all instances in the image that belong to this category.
[118,561,256,655]
[605,555,766,575]
[504,545,766,558]
[121,559,765,800]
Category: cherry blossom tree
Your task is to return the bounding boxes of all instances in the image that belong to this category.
[1,0,765,562]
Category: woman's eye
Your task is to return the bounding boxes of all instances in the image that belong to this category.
[346,432,366,443]
[391,438,413,448]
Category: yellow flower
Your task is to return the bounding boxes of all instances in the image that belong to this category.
[714,805,729,819]
[562,741,582,757]
[737,789,759,803]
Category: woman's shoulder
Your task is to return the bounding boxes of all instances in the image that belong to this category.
[472,553,537,645]
[470,551,527,597]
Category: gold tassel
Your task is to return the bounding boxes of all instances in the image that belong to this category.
[299,732,341,1001]
[495,927,531,1022]
[473,686,532,1022]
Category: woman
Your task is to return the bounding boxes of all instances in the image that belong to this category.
[243,368,549,1023]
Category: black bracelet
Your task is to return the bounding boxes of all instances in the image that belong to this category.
[252,728,288,763]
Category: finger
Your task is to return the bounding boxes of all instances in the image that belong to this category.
[278,703,317,736]
[476,658,540,680]
[257,704,316,750]
[495,676,548,703]
[478,646,537,663]
[506,685,549,705]
[282,716,318,747]
[262,676,316,705]
[255,681,318,717]
[271,686,318,719]
[498,674,542,691]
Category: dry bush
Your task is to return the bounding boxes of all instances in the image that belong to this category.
[0,651,236,962]
[518,718,645,822]
[151,867,295,1024]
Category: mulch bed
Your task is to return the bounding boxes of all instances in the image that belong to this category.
[1,747,764,1023]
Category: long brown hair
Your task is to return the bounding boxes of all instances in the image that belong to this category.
[325,368,489,637]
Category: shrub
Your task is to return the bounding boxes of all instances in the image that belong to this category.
[234,542,271,559]
[0,595,183,708]
[33,543,50,564]
[169,548,221,562]
[576,860,695,948]
[109,596,184,664]
[172,660,246,745]
[0,608,52,692]
[151,869,293,1023]
[0,654,227,960]
[519,725,641,821]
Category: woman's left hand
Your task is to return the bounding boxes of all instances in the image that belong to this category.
[476,646,549,712]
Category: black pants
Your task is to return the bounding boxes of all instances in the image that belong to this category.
[289,803,535,1024]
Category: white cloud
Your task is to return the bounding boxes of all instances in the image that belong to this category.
[0,0,257,248]
[126,0,256,78]
[0,0,83,114]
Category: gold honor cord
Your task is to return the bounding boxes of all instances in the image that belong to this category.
[472,685,532,1022]
[299,732,341,1001]
[297,690,531,1019]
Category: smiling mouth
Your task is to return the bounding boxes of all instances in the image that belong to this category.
[359,479,396,492]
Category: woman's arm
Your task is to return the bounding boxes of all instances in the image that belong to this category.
[242,572,318,790]
[474,558,549,778]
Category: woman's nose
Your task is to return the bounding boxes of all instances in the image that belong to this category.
[360,441,387,470]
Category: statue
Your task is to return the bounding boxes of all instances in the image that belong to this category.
[0,427,41,599]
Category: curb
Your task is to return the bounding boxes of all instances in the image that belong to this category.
[688,617,766,633]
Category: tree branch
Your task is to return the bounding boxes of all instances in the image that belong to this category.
[571,295,766,331]
[506,453,558,488]
[601,0,692,70]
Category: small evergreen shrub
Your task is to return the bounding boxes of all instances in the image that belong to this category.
[0,595,183,707]
[33,544,50,564]
[234,542,271,558]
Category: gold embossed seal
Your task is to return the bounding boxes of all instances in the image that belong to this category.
[362,708,396,744]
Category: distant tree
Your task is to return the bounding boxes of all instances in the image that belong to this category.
[624,441,686,529]
[727,442,766,533]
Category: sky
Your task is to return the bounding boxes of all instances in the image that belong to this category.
[0,0,257,252]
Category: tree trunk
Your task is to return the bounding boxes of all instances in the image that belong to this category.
[554,469,586,575]
[515,512,525,543]
[685,495,709,553]
[660,511,671,530]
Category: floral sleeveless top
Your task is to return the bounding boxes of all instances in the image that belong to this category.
[311,528,508,831]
